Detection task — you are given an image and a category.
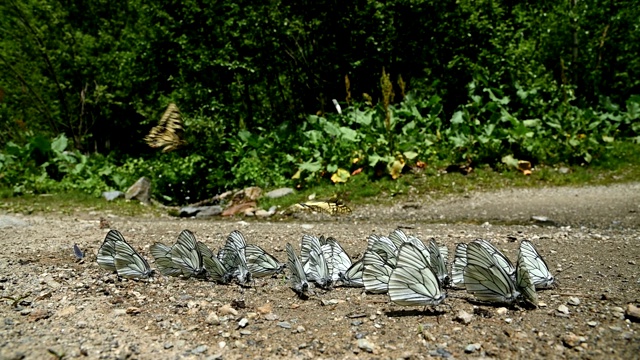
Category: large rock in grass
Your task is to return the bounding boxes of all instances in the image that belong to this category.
[125,177,151,204]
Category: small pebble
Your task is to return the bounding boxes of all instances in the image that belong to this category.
[455,310,473,325]
[277,321,291,329]
[562,333,586,348]
[191,345,208,354]
[568,297,580,306]
[625,304,640,322]
[496,307,508,315]
[206,312,220,325]
[240,330,252,336]
[587,321,598,327]
[296,325,305,333]
[264,313,278,321]
[218,304,238,316]
[164,342,173,349]
[464,343,481,353]
[238,318,248,328]
[357,338,374,353]
[557,305,570,315]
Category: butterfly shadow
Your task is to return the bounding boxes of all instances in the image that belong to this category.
[385,308,445,318]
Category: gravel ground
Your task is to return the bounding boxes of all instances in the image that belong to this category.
[1,183,639,359]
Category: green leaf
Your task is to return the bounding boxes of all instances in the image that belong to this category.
[339,127,358,142]
[501,155,519,168]
[450,111,464,124]
[326,164,338,173]
[51,135,68,153]
[602,135,614,143]
[299,160,322,173]
[522,119,541,128]
[403,151,418,160]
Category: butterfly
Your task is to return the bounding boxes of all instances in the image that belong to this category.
[450,243,468,287]
[150,242,183,277]
[170,230,206,278]
[297,200,352,215]
[197,241,233,284]
[144,103,186,152]
[97,230,125,272]
[300,234,325,274]
[463,241,520,305]
[301,235,332,289]
[362,250,393,294]
[245,244,286,278]
[388,243,446,306]
[515,247,538,306]
[73,244,84,260]
[219,230,252,285]
[114,240,153,279]
[338,258,364,287]
[427,239,449,286]
[366,234,399,267]
[518,240,555,289]
[321,237,352,281]
[286,243,309,297]
[475,239,516,279]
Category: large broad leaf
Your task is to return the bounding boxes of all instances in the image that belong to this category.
[339,126,358,142]
[501,155,519,168]
[331,168,350,183]
[450,111,464,124]
[403,151,418,160]
[299,160,322,173]
[348,109,373,126]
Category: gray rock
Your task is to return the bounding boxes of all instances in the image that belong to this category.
[195,206,224,218]
[464,343,481,353]
[0,215,29,229]
[276,321,291,329]
[568,297,580,306]
[265,188,294,198]
[357,338,374,353]
[192,345,208,354]
[238,318,248,328]
[102,191,124,201]
[164,342,173,349]
[125,177,151,204]
[455,310,473,325]
[179,206,223,218]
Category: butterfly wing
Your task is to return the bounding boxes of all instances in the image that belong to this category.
[97,230,125,272]
[144,103,185,152]
[322,238,352,281]
[73,244,84,260]
[286,243,309,296]
[388,243,445,306]
[519,240,555,289]
[475,239,516,279]
[150,242,183,276]
[516,248,538,306]
[338,258,364,287]
[450,243,468,287]
[428,239,449,285]
[362,250,393,294]
[463,242,519,305]
[246,244,285,278]
[114,241,152,279]
[196,241,231,283]
[170,230,205,278]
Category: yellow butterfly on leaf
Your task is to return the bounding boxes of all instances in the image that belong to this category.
[144,103,186,152]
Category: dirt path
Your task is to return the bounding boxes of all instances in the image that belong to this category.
[1,183,639,359]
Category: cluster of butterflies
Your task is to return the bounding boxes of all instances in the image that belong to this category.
[96,229,285,284]
[93,228,555,307]
[285,229,555,307]
[144,103,186,153]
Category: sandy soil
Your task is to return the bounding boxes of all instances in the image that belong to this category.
[1,183,639,359]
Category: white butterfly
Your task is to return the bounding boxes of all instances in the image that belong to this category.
[150,242,183,277]
[286,243,309,297]
[475,239,516,279]
[114,240,153,280]
[197,241,233,284]
[515,247,538,306]
[518,240,555,289]
[427,239,449,285]
[450,243,468,287]
[170,230,206,278]
[245,244,285,278]
[388,243,446,306]
[338,258,364,287]
[321,237,352,281]
[463,241,520,305]
[362,250,393,294]
[97,230,123,272]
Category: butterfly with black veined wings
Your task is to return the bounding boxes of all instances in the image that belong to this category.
[218,230,252,285]
[338,258,364,287]
[301,235,332,289]
[114,240,153,279]
[300,234,324,272]
[144,103,186,152]
[463,241,520,305]
[362,250,393,294]
[388,243,446,306]
[366,234,398,267]
[518,240,555,289]
[97,230,125,272]
[170,230,206,278]
[150,242,183,277]
[245,244,285,278]
[321,237,352,281]
[286,243,309,297]
[297,200,352,215]
[450,243,468,287]
[475,239,516,280]
[515,247,538,306]
[427,239,449,286]
[197,241,233,284]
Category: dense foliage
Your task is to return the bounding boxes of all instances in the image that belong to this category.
[1,0,639,203]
